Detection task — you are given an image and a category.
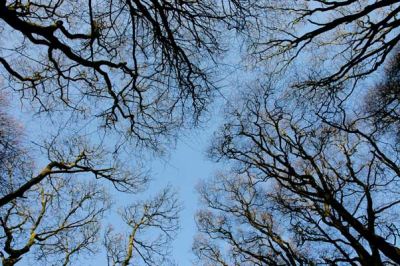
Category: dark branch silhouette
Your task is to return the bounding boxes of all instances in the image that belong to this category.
[249,1,400,88]
[195,89,400,265]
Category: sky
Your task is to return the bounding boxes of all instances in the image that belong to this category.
[151,126,220,265]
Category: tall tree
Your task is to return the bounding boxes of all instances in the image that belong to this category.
[104,187,180,266]
[0,178,109,266]
[194,2,400,265]
[194,89,400,265]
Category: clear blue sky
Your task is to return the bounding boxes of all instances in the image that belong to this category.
[152,126,219,265]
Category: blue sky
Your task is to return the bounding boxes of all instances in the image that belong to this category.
[151,126,219,265]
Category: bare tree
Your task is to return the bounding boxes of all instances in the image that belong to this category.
[194,173,313,266]
[0,176,109,266]
[104,187,180,266]
[0,95,180,265]
[0,0,260,148]
[0,87,149,212]
[245,1,400,88]
[0,133,150,208]
[194,89,400,265]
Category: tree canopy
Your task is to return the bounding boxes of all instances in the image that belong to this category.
[2,1,400,265]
